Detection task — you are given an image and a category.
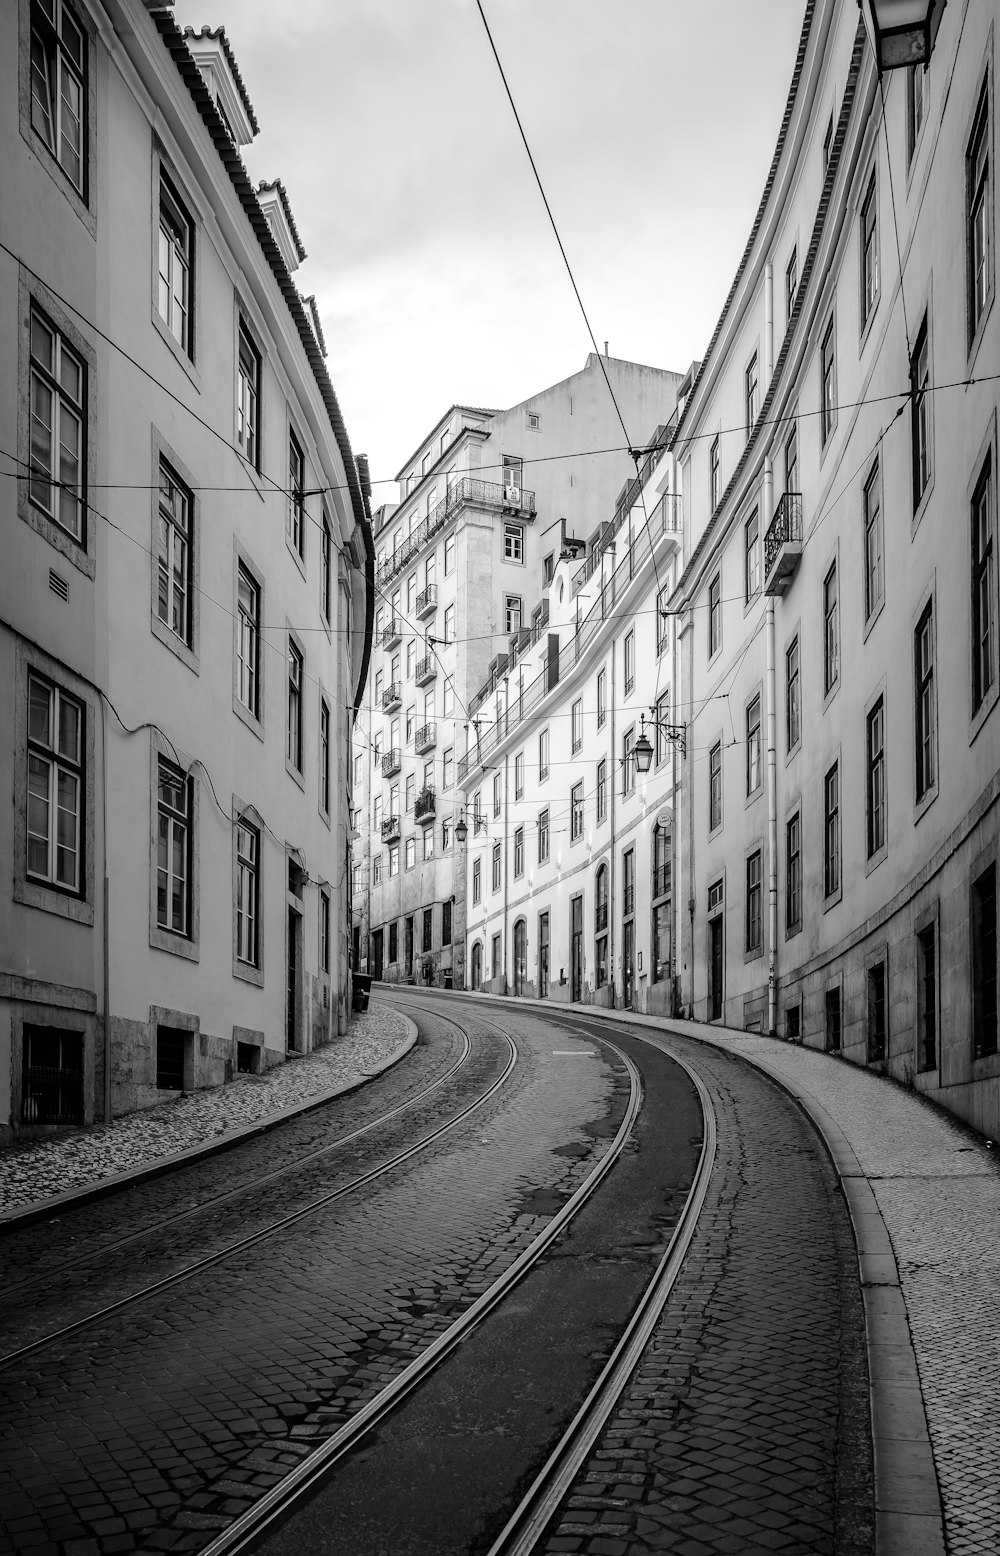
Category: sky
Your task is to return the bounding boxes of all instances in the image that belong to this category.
[172,0,806,500]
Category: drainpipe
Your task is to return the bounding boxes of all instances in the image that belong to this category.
[609,631,617,1006]
[503,750,510,995]
[101,697,111,1126]
[764,456,778,1036]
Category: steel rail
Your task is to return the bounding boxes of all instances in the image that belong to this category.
[485,1019,717,1556]
[0,1017,516,1373]
[194,1004,644,1556]
[0,1023,472,1300]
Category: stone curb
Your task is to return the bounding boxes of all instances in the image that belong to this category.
[0,1011,417,1233]
[387,986,946,1556]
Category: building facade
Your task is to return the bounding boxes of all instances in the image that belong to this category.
[353,355,681,987]
[1,0,371,1142]
[673,0,1000,1139]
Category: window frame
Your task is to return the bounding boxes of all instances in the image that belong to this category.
[914,595,937,814]
[570,780,584,843]
[823,558,840,699]
[234,549,263,734]
[287,427,306,562]
[538,806,549,863]
[863,457,885,630]
[744,351,759,437]
[233,811,262,981]
[744,507,760,603]
[319,695,331,820]
[505,594,522,634]
[708,573,722,660]
[596,668,607,728]
[859,168,880,335]
[745,846,763,958]
[820,313,837,449]
[709,435,720,512]
[596,758,607,824]
[823,758,841,905]
[503,522,524,563]
[624,629,635,695]
[26,0,90,205]
[157,168,194,359]
[966,72,994,360]
[24,296,91,563]
[286,635,305,782]
[236,317,262,472]
[151,434,200,673]
[970,439,997,732]
[785,809,802,937]
[708,740,723,835]
[785,632,801,757]
[910,312,933,518]
[571,698,583,754]
[492,840,502,891]
[150,736,199,960]
[513,825,524,878]
[745,692,762,798]
[866,691,888,868]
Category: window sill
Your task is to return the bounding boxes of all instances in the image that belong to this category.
[152,311,201,391]
[865,844,888,878]
[14,876,94,926]
[914,782,938,826]
[823,884,843,913]
[970,682,999,746]
[233,957,264,988]
[862,594,885,644]
[744,785,763,811]
[785,739,801,767]
[20,499,96,579]
[234,697,264,741]
[285,533,307,579]
[743,944,764,965]
[822,677,840,715]
[910,469,935,540]
[150,925,199,962]
[285,759,306,792]
[151,615,199,675]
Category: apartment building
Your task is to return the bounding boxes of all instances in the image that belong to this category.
[0,1,372,1141]
[458,428,685,1010]
[354,355,681,986]
[672,0,999,1138]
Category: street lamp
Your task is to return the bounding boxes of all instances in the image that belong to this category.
[454,810,468,845]
[633,712,687,773]
[862,0,946,71]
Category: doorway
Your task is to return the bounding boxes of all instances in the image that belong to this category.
[709,916,724,1020]
[570,895,583,1002]
[513,919,527,995]
[372,928,384,980]
[538,912,549,998]
[287,907,302,1049]
[623,919,635,1009]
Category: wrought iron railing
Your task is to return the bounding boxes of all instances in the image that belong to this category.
[764,491,803,579]
[595,902,609,932]
[380,617,402,648]
[381,682,401,710]
[375,478,537,589]
[415,787,436,822]
[416,584,438,616]
[414,722,436,752]
[380,814,401,842]
[381,747,401,777]
[653,862,672,900]
[623,885,635,915]
[415,655,436,683]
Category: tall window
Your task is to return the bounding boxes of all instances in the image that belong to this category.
[710,436,720,511]
[571,781,584,841]
[288,430,305,557]
[867,961,887,1062]
[538,807,549,863]
[321,890,331,973]
[914,601,935,802]
[237,565,260,718]
[505,594,522,633]
[622,729,634,796]
[572,698,583,753]
[785,247,798,321]
[972,453,996,713]
[596,758,607,823]
[156,758,190,936]
[654,692,671,767]
[911,316,931,508]
[597,668,607,727]
[824,761,840,898]
[624,630,635,694]
[443,603,455,644]
[158,175,193,354]
[907,65,925,164]
[443,676,454,716]
[824,561,840,694]
[30,0,86,193]
[746,694,762,796]
[321,513,332,623]
[917,924,936,1071]
[389,844,399,878]
[745,352,759,436]
[320,698,330,813]
[709,742,722,832]
[863,459,884,622]
[744,508,760,601]
[27,674,83,893]
[287,641,303,772]
[405,837,415,870]
[503,523,524,562]
[866,696,886,860]
[539,728,549,781]
[237,322,260,469]
[786,635,800,751]
[820,316,836,445]
[709,573,722,658]
[514,826,524,877]
[745,849,762,954]
[968,82,992,343]
[156,461,191,647]
[492,840,502,890]
[972,863,997,1058]
[442,899,452,945]
[28,305,85,542]
[493,773,502,817]
[656,587,670,656]
[786,812,801,933]
[235,820,259,967]
[444,532,455,575]
[860,171,879,328]
[514,751,524,799]
[472,857,481,903]
[784,421,799,495]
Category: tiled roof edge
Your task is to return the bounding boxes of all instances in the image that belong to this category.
[182,24,261,135]
[257,178,307,262]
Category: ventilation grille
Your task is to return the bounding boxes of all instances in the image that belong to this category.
[48,569,69,601]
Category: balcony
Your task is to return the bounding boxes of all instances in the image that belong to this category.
[381,681,402,713]
[653,862,672,900]
[414,787,436,824]
[764,492,803,596]
[380,616,402,650]
[623,884,635,915]
[415,584,438,620]
[414,721,437,755]
[595,902,608,932]
[415,654,437,687]
[381,747,401,778]
[380,814,401,844]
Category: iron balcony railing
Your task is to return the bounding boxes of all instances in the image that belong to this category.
[653,862,672,900]
[375,477,538,589]
[381,681,402,711]
[380,814,401,843]
[415,584,438,619]
[764,491,803,595]
[414,787,436,823]
[414,721,437,754]
[595,902,609,932]
[381,747,401,777]
[380,617,402,649]
[623,884,635,915]
[415,654,436,685]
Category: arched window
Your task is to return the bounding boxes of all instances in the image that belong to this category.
[513,918,527,995]
[595,864,609,988]
[471,940,483,990]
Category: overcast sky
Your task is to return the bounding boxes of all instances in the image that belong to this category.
[173,0,805,498]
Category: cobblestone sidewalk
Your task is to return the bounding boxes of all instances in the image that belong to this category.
[0,1003,410,1217]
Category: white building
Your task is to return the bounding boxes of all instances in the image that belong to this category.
[0,1,371,1140]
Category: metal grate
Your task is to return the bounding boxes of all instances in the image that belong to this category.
[22,1025,83,1124]
[156,1026,186,1090]
[48,569,69,601]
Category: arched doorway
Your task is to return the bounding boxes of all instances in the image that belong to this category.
[471,940,483,990]
[513,918,527,995]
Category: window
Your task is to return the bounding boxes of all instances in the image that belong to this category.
[622,729,634,796]
[866,696,886,860]
[235,820,259,967]
[156,461,192,646]
[820,316,836,446]
[914,601,936,804]
[624,630,635,695]
[785,247,798,321]
[860,171,879,329]
[543,552,555,585]
[237,321,260,469]
[443,677,454,716]
[911,316,931,508]
[514,751,524,799]
[571,781,584,842]
[968,82,992,344]
[824,762,840,899]
[503,523,524,562]
[405,773,415,812]
[744,508,760,601]
[514,826,524,877]
[786,636,800,752]
[26,674,83,893]
[493,773,502,817]
[907,65,925,164]
[867,960,887,1063]
[823,112,834,171]
[287,430,305,557]
[917,923,936,1071]
[536,806,550,863]
[825,987,842,1052]
[863,460,884,624]
[373,853,383,885]
[708,574,722,658]
[158,174,193,354]
[442,900,452,944]
[320,890,331,973]
[236,564,260,720]
[28,305,85,542]
[388,920,399,963]
[443,603,456,644]
[354,752,363,788]
[389,844,399,878]
[505,595,522,633]
[321,513,332,623]
[597,757,607,823]
[745,849,762,955]
[655,693,671,767]
[596,669,607,727]
[472,857,481,903]
[406,574,416,613]
[572,698,583,753]
[420,906,432,953]
[444,532,455,575]
[786,813,801,934]
[492,932,502,980]
[539,728,549,781]
[492,840,502,891]
[746,694,762,796]
[22,1025,84,1124]
[157,758,191,936]
[30,0,86,193]
[745,353,759,435]
[287,641,303,773]
[442,747,454,788]
[784,421,799,494]
[972,863,997,1058]
[405,837,415,870]
[320,698,330,814]
[709,436,720,511]
[709,742,722,832]
[972,454,996,713]
[824,561,840,694]
[656,587,670,656]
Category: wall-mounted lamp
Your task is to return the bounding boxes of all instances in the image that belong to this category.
[633,711,687,770]
[862,0,946,72]
[454,810,468,845]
